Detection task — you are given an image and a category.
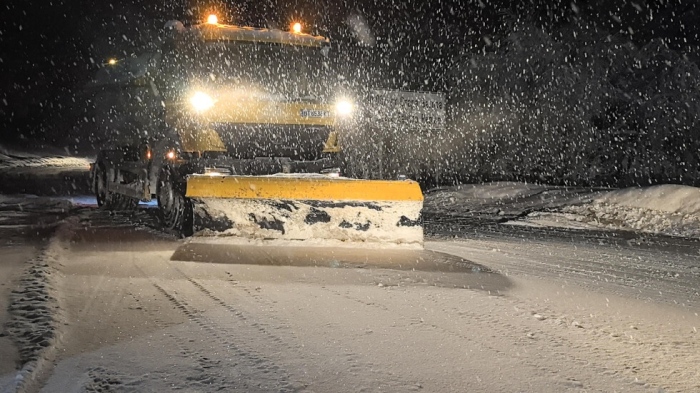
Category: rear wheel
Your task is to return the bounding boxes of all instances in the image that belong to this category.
[111,193,139,211]
[95,164,109,207]
[156,166,192,235]
[95,164,139,211]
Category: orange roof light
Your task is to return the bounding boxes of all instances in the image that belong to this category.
[207,14,219,25]
[107,58,117,65]
[292,22,302,34]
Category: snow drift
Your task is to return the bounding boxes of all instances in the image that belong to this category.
[426,183,700,239]
[424,182,600,217]
[592,185,700,215]
[561,185,700,238]
[0,144,91,170]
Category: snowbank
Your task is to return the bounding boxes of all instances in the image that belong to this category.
[593,185,700,215]
[561,185,700,238]
[5,220,76,392]
[426,183,700,239]
[424,182,599,217]
[0,156,91,170]
[0,143,90,170]
[0,145,91,196]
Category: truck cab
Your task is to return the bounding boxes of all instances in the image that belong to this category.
[90,17,355,230]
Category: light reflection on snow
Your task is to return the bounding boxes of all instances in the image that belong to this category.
[139,200,158,208]
[49,195,158,208]
[60,195,97,206]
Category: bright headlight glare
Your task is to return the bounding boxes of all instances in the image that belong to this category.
[190,91,214,112]
[335,99,354,116]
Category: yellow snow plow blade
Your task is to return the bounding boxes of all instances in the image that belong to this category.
[186,175,424,247]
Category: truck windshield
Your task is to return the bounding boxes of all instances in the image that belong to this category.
[194,41,332,99]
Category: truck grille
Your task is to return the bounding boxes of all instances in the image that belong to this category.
[212,123,331,160]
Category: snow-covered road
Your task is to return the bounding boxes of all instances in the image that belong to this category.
[1,155,699,392]
[0,207,695,393]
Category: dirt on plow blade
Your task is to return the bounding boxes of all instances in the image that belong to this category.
[186,174,424,246]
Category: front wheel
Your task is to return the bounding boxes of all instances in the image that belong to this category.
[156,167,192,236]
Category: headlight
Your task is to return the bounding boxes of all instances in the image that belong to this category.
[335,99,354,117]
[190,91,215,112]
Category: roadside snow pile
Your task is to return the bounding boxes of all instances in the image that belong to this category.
[561,185,700,238]
[424,182,599,217]
[0,156,90,170]
[0,143,90,170]
[5,221,75,392]
[593,185,700,214]
[426,182,700,239]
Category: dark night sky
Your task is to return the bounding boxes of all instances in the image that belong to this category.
[1,0,699,144]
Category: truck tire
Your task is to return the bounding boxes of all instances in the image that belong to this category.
[156,166,192,236]
[95,163,111,208]
[111,194,139,211]
[95,163,139,211]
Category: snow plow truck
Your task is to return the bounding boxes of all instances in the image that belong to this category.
[88,15,445,247]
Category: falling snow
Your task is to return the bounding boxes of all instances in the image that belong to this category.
[2,1,700,392]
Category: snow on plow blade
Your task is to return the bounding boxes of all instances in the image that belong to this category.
[186,175,424,246]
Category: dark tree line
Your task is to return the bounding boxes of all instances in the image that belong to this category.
[440,18,700,187]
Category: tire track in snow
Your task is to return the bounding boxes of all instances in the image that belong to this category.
[190,275,325,391]
[232,283,420,392]
[148,283,243,391]
[174,264,420,392]
[176,270,297,354]
[143,272,297,392]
